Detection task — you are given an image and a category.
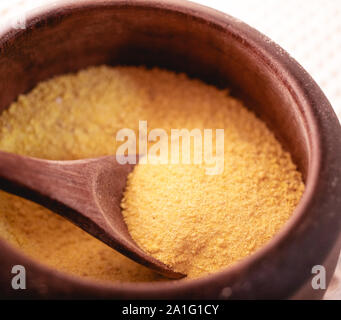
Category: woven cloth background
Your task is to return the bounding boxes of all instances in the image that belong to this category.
[0,0,340,299]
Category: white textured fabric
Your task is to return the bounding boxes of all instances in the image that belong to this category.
[196,0,341,122]
[0,0,340,299]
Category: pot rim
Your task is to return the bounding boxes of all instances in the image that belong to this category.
[0,0,336,296]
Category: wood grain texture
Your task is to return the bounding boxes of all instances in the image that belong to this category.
[0,151,184,279]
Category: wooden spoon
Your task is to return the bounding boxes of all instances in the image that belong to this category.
[0,151,184,279]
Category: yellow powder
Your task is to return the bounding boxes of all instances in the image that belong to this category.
[120,70,305,278]
[0,65,304,282]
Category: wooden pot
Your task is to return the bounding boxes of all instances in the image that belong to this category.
[0,0,340,299]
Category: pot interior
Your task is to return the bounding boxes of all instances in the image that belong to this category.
[0,4,313,181]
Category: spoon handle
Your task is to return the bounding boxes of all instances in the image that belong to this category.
[0,150,142,241]
[0,151,131,238]
[0,151,94,211]
[0,150,132,248]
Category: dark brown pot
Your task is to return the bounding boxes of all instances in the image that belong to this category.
[0,0,340,300]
